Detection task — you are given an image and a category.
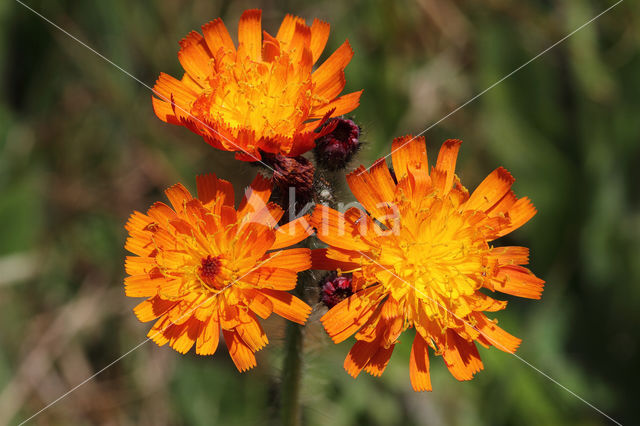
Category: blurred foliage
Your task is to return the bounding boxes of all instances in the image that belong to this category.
[1,0,639,425]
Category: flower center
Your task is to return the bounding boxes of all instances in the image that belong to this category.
[192,52,319,140]
[376,198,489,321]
[199,255,222,289]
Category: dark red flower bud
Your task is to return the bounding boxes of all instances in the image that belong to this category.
[261,153,315,215]
[314,118,361,170]
[320,272,353,309]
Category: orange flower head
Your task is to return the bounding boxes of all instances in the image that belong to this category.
[124,173,313,371]
[152,9,362,161]
[310,136,544,390]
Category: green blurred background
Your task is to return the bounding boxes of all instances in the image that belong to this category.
[1,0,638,424]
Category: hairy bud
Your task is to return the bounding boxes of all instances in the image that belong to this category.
[262,153,315,215]
[320,273,353,308]
[314,118,361,170]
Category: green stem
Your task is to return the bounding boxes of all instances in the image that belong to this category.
[280,272,308,426]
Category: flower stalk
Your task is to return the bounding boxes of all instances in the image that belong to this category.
[280,271,309,426]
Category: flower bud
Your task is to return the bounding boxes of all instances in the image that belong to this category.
[314,118,361,170]
[320,273,353,308]
[262,153,315,214]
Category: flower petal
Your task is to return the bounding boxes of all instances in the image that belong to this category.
[410,334,432,391]
[223,329,257,372]
[196,173,235,207]
[260,289,311,324]
[202,18,236,56]
[432,139,462,194]
[465,167,515,212]
[321,286,384,343]
[309,19,330,64]
[272,216,314,250]
[391,135,429,181]
[237,9,262,61]
[442,330,483,381]
[196,314,220,355]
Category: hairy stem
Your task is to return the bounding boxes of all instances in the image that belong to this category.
[279,272,309,426]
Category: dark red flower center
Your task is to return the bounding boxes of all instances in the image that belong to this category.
[199,255,222,286]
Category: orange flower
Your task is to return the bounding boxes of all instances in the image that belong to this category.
[124,173,313,371]
[310,136,544,390]
[152,9,362,161]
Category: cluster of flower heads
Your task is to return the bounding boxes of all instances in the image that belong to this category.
[125,9,544,392]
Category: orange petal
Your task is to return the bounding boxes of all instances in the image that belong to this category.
[474,313,521,353]
[124,236,154,257]
[260,289,311,324]
[469,292,508,312]
[237,173,272,219]
[310,205,371,251]
[243,289,274,319]
[124,256,155,275]
[243,202,283,229]
[363,344,395,377]
[310,19,330,64]
[261,31,281,62]
[486,189,517,216]
[442,330,483,381]
[168,318,200,354]
[202,18,236,56]
[346,161,396,225]
[237,9,262,61]
[134,296,178,322]
[245,267,298,291]
[125,209,153,232]
[263,248,311,272]
[151,96,177,123]
[234,223,276,261]
[196,314,220,355]
[497,197,537,237]
[432,139,462,194]
[276,14,306,50]
[177,31,212,86]
[310,91,362,118]
[223,329,257,372]
[164,183,193,212]
[147,202,178,224]
[493,265,545,299]
[320,286,383,343]
[465,167,515,212]
[272,216,314,250]
[196,173,235,207]
[235,313,268,352]
[390,135,429,181]
[169,217,195,236]
[287,21,312,64]
[147,315,171,346]
[312,40,353,98]
[124,269,168,297]
[152,72,197,110]
[343,339,379,378]
[311,248,361,272]
[410,334,432,391]
[489,246,529,265]
[311,73,345,108]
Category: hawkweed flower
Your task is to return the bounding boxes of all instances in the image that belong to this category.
[124,174,313,371]
[152,9,362,161]
[310,136,543,391]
